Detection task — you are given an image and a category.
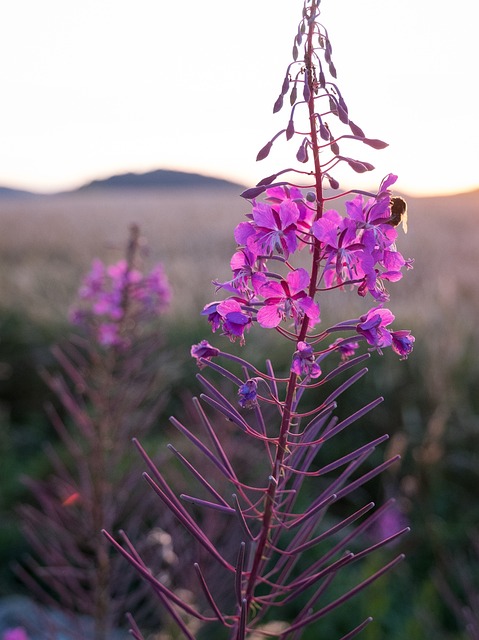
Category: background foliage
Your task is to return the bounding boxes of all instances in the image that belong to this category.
[1,186,479,638]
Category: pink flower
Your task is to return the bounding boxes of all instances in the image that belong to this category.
[247,199,300,258]
[257,269,320,330]
[238,379,259,408]
[313,209,363,287]
[330,338,360,361]
[70,258,171,349]
[191,340,220,367]
[202,301,223,333]
[3,629,29,640]
[97,323,125,348]
[216,299,252,344]
[265,184,314,240]
[215,247,265,295]
[291,341,321,378]
[391,330,415,359]
[202,298,254,343]
[356,307,395,350]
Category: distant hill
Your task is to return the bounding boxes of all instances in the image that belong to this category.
[0,186,36,198]
[75,169,244,192]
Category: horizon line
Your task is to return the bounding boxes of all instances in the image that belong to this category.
[1,167,478,200]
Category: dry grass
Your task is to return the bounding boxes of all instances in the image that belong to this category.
[1,186,478,359]
[0,188,245,323]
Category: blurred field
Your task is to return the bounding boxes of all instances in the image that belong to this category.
[3,184,479,445]
[1,186,478,333]
[2,186,479,638]
[0,188,244,324]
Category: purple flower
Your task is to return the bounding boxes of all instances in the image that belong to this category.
[217,298,252,344]
[256,269,320,330]
[345,176,399,253]
[78,258,105,299]
[70,258,171,349]
[391,330,415,359]
[2,629,29,640]
[242,199,300,258]
[238,379,258,408]
[312,209,363,288]
[97,322,126,348]
[330,338,360,361]
[265,184,314,241]
[378,172,399,195]
[202,299,252,343]
[372,501,409,545]
[202,301,223,333]
[356,307,394,350]
[215,247,265,295]
[142,264,172,312]
[291,341,321,378]
[191,340,220,367]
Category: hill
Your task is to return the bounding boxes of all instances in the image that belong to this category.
[74,169,244,192]
[0,186,37,198]
[0,169,244,198]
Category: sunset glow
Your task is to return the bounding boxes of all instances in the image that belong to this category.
[1,0,476,196]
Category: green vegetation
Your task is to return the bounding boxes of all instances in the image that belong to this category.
[1,188,479,638]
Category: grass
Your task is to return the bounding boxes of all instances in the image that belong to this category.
[1,185,479,638]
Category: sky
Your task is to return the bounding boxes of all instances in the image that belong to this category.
[1,0,478,197]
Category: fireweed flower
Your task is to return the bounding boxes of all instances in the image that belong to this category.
[238,378,259,408]
[372,501,409,545]
[140,263,172,312]
[108,3,417,638]
[201,301,223,333]
[356,306,395,351]
[70,258,171,348]
[191,340,220,367]
[313,209,363,288]
[265,184,315,243]
[236,197,300,258]
[312,179,412,303]
[218,299,252,343]
[291,341,322,378]
[256,269,320,330]
[97,322,124,348]
[2,629,29,640]
[391,330,415,359]
[330,338,360,361]
[215,247,266,295]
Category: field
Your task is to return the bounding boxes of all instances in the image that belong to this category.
[1,187,477,318]
[1,186,479,638]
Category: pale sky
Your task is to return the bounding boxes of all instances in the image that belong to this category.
[1,0,477,196]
